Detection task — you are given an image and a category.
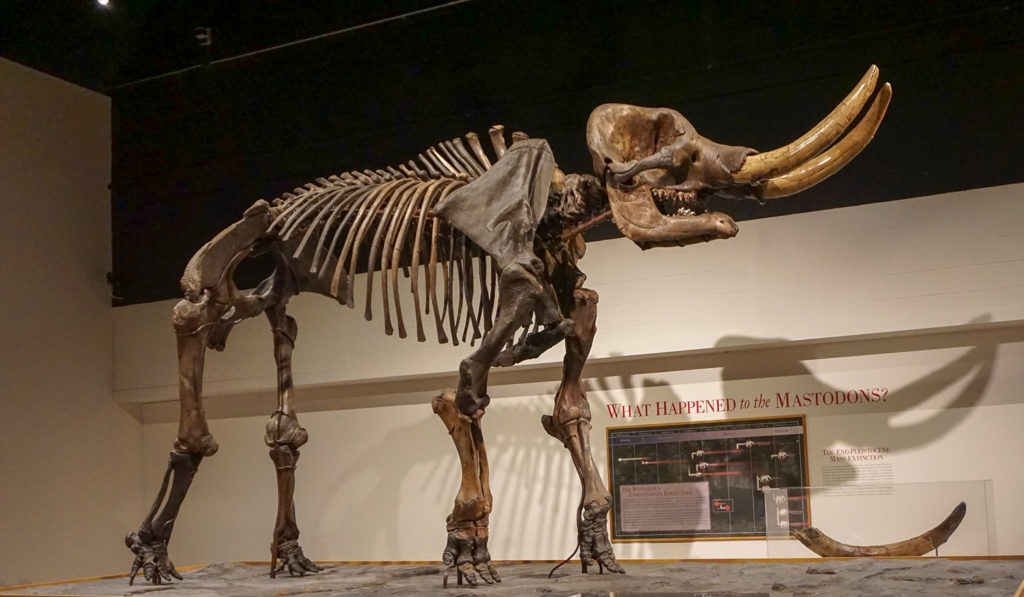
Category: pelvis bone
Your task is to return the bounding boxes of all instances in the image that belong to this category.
[586,65,892,248]
[794,501,967,557]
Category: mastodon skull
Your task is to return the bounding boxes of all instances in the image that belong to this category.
[586,66,892,248]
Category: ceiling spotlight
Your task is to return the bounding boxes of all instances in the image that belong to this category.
[97,0,110,6]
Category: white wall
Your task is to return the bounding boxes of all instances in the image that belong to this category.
[0,59,141,586]
[138,325,1023,564]
[119,183,1023,565]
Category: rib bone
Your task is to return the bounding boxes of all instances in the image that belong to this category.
[427,216,448,343]
[381,182,425,337]
[314,185,375,279]
[408,180,447,341]
[367,180,418,331]
[428,146,459,176]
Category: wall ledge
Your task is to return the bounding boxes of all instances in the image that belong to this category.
[129,318,1024,424]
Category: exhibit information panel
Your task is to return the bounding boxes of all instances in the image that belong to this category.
[608,415,810,541]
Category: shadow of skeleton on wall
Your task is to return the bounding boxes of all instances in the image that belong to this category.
[312,390,578,560]
[291,316,1004,559]
[588,314,1000,484]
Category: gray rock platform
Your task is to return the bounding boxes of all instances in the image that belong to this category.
[3,559,1022,596]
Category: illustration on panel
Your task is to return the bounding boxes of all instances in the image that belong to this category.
[608,416,809,541]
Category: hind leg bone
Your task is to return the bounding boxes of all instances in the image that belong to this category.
[126,294,223,584]
[264,300,321,577]
[127,201,278,584]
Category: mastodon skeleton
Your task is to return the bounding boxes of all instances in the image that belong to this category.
[125,66,961,586]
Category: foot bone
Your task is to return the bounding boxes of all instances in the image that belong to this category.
[125,531,183,585]
[579,501,625,574]
[273,539,321,577]
[442,531,501,586]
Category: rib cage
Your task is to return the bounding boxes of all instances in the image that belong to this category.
[265,130,512,346]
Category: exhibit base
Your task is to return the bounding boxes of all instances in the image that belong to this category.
[3,559,1023,596]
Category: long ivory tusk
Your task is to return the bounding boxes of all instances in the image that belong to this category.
[733,65,879,183]
[756,82,892,199]
[794,501,966,557]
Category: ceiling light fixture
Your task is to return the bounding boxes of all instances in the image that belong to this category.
[97,0,110,6]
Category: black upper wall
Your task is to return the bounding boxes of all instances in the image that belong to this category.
[109,1,1024,305]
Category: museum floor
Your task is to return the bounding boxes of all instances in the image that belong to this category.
[3,559,1023,597]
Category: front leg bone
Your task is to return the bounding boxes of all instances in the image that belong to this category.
[456,262,550,416]
[545,288,624,574]
[433,390,500,586]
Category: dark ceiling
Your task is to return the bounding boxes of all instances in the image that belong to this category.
[3,1,464,92]
[3,1,1023,305]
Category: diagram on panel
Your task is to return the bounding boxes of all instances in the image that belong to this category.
[608,415,810,541]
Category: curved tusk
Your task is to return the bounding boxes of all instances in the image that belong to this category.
[733,65,879,184]
[794,501,966,557]
[756,82,891,199]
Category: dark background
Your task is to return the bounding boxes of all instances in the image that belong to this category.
[3,1,1022,305]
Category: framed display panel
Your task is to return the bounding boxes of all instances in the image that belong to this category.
[608,415,810,542]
